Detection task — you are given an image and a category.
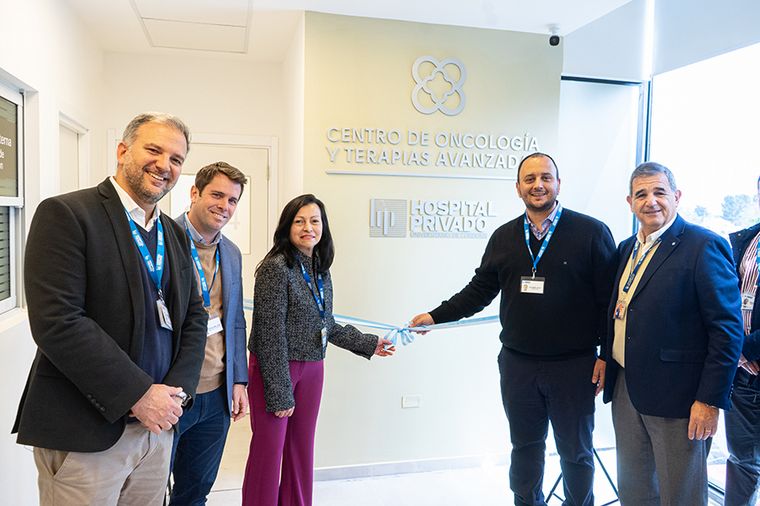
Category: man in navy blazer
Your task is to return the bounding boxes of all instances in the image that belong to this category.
[603,162,743,505]
[724,177,760,505]
[171,162,249,505]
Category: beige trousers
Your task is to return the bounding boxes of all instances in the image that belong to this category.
[33,423,173,506]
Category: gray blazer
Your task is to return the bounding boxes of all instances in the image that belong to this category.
[249,250,378,412]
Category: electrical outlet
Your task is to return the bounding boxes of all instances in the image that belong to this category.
[401,394,421,408]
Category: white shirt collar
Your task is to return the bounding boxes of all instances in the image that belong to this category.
[183,212,222,246]
[109,176,161,231]
[636,214,678,247]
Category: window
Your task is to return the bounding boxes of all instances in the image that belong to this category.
[650,41,760,501]
[0,81,23,313]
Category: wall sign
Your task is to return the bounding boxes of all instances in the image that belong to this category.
[370,199,498,239]
[411,56,466,116]
[0,96,18,198]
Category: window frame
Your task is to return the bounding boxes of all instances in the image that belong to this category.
[0,80,23,314]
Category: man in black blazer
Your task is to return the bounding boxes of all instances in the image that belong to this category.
[603,162,743,505]
[13,112,207,505]
[725,177,760,505]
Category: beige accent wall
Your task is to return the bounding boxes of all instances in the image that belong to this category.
[301,12,562,468]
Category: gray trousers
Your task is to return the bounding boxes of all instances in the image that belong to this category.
[34,422,173,506]
[611,372,710,506]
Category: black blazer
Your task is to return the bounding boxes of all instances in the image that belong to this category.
[13,179,207,452]
[603,215,743,418]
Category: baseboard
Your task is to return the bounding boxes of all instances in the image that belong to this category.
[314,453,509,481]
[314,447,617,482]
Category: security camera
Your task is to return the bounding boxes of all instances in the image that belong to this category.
[547,24,560,47]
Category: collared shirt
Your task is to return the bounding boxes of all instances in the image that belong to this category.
[109,176,161,231]
[635,213,678,248]
[739,231,760,335]
[183,212,222,246]
[528,201,560,240]
[612,214,678,367]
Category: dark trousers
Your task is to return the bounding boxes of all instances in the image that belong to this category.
[725,370,760,506]
[498,347,596,506]
[170,385,231,506]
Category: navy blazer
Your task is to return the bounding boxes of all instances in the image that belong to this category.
[603,215,743,418]
[176,212,248,413]
[13,179,208,452]
[730,223,760,363]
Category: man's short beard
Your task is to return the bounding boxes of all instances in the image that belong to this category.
[526,197,556,213]
[123,165,174,205]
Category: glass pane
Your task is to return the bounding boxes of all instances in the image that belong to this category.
[651,42,760,239]
[0,96,18,198]
[0,206,11,300]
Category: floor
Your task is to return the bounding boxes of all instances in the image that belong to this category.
[204,420,623,506]
[202,417,736,505]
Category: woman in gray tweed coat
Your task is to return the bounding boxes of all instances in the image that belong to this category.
[242,194,394,506]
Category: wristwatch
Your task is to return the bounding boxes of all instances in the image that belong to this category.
[175,391,190,407]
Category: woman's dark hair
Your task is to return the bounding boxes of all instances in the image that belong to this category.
[256,194,334,275]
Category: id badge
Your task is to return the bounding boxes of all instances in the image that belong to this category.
[742,293,755,311]
[614,300,626,320]
[207,315,223,336]
[321,327,328,348]
[156,299,173,331]
[520,276,545,294]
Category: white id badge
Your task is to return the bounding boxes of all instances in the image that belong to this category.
[742,293,755,311]
[156,299,174,331]
[321,327,328,348]
[207,316,223,336]
[520,276,545,294]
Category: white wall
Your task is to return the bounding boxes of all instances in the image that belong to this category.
[563,0,647,81]
[0,0,106,503]
[654,0,760,75]
[101,52,284,181]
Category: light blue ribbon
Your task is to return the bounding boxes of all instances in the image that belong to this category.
[242,297,499,347]
[335,314,500,346]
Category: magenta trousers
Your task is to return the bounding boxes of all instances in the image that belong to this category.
[242,355,324,506]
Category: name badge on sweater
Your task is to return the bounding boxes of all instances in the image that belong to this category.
[520,276,545,294]
[156,299,173,331]
[207,315,223,336]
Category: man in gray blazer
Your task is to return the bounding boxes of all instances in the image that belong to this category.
[171,162,249,505]
[13,112,208,505]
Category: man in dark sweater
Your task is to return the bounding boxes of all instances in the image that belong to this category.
[411,152,616,506]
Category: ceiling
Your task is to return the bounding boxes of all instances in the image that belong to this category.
[65,0,634,61]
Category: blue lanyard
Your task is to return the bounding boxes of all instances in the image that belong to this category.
[125,210,165,299]
[299,261,325,320]
[185,227,219,308]
[622,238,661,293]
[523,204,563,278]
